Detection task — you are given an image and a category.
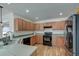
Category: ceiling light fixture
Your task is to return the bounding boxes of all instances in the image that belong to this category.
[26,9,30,13]
[59,12,63,16]
[35,17,39,19]
[7,3,11,5]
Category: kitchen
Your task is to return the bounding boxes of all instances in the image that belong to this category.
[0,3,79,56]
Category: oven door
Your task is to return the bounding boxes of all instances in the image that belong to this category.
[43,35,52,46]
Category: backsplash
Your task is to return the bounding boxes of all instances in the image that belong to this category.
[13,31,34,37]
[35,30,65,35]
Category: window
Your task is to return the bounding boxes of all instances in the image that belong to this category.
[2,26,11,37]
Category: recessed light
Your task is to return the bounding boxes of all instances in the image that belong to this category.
[35,17,39,19]
[26,9,30,13]
[59,12,63,16]
[7,3,11,5]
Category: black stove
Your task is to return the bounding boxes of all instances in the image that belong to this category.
[43,32,52,46]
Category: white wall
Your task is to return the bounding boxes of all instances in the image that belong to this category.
[0,12,14,37]
[2,12,14,32]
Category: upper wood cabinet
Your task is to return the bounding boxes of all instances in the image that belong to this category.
[14,18,23,31]
[22,20,26,31]
[39,23,44,30]
[53,21,65,30]
[18,19,23,31]
[35,23,44,31]
[35,23,40,30]
[33,23,36,31]
[30,22,34,31]
[14,18,35,31]
[28,22,34,31]
[14,18,18,31]
[14,18,66,31]
[43,22,52,27]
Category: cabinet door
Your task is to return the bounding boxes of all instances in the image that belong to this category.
[18,19,23,31]
[32,23,35,31]
[25,21,27,30]
[50,22,54,28]
[14,18,19,31]
[22,20,26,31]
[27,22,30,30]
[53,21,65,30]
[31,36,34,45]
[60,21,65,30]
[25,21,29,30]
[43,22,52,26]
[32,23,34,31]
[39,23,44,30]
[53,22,58,29]
[30,22,33,31]
[39,35,43,44]
[31,23,35,31]
[14,18,23,31]
[31,36,36,45]
[29,22,32,31]
[35,24,40,30]
[36,35,43,44]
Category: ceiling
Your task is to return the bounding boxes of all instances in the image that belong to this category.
[0,3,79,21]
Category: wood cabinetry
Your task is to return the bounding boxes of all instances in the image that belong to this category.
[35,23,44,30]
[35,23,40,30]
[54,36,65,47]
[31,34,43,45]
[22,20,26,31]
[53,21,65,30]
[39,23,44,30]
[18,19,23,31]
[31,23,34,31]
[31,36,37,45]
[14,18,66,31]
[14,18,23,31]
[14,18,35,31]
[43,22,52,27]
[14,18,18,31]
[35,34,43,44]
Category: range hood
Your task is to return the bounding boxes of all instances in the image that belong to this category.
[44,26,52,32]
[44,26,52,29]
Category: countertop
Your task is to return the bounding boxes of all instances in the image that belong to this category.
[0,44,37,56]
[0,31,65,56]
[0,33,37,56]
[0,30,65,56]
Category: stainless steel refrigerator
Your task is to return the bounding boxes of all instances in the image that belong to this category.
[71,14,79,56]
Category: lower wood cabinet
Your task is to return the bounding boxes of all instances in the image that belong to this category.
[36,35,43,44]
[30,36,37,45]
[30,35,43,45]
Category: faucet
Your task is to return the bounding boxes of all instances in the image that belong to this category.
[6,31,13,40]
[3,31,13,45]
